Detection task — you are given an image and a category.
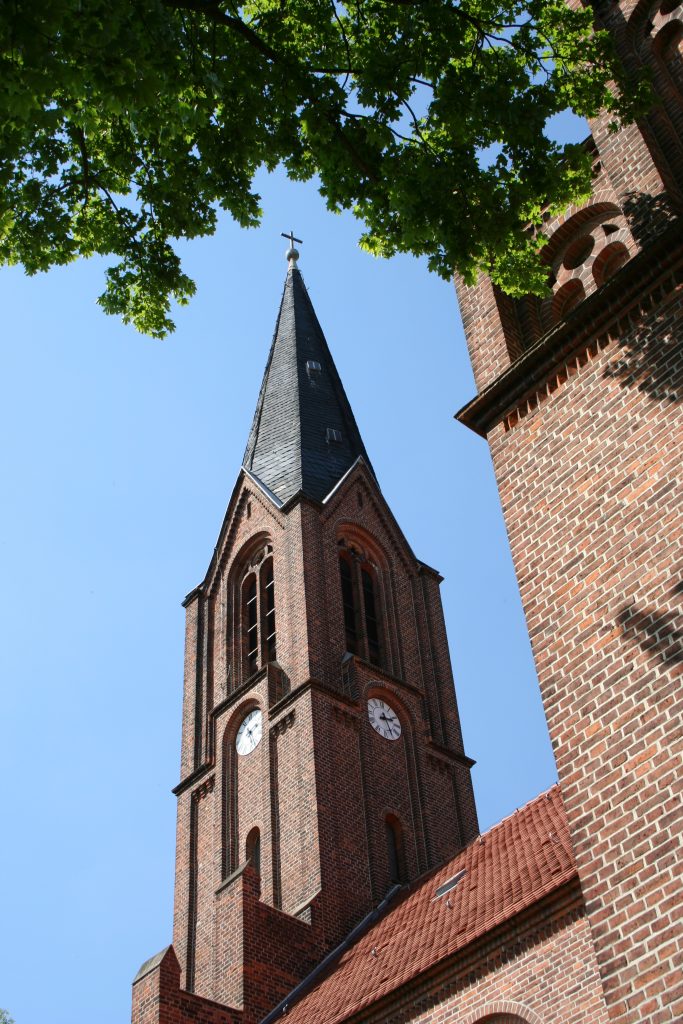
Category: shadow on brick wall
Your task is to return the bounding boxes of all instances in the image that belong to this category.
[617,579,683,668]
[622,192,679,247]
[603,228,683,404]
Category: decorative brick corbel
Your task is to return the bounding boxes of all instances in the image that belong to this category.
[192,775,215,802]
[271,709,296,737]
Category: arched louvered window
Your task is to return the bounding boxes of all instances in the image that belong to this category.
[241,545,276,680]
[338,541,384,667]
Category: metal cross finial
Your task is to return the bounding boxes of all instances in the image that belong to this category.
[281,230,302,247]
[281,230,302,265]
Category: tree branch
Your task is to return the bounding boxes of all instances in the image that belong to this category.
[331,2,352,88]
[342,108,413,144]
[163,0,280,62]
[329,113,379,179]
[68,124,90,205]
[164,0,384,183]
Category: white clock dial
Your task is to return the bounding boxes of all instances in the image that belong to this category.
[367,698,402,741]
[235,708,262,756]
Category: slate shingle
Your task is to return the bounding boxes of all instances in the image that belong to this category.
[243,266,375,504]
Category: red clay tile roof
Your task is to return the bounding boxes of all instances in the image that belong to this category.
[283,786,576,1024]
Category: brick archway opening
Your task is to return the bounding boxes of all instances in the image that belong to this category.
[462,1003,544,1024]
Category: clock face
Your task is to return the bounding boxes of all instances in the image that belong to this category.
[367,698,402,741]
[236,708,262,756]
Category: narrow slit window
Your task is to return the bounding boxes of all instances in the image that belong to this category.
[385,815,405,883]
[246,827,261,876]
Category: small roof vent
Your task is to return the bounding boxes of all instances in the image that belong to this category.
[306,359,322,374]
[433,869,467,901]
[326,428,343,443]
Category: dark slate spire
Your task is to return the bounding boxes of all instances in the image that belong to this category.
[243,263,375,505]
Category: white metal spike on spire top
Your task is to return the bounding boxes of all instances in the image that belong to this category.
[281,229,302,267]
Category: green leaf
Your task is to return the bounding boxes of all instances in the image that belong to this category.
[0,0,641,335]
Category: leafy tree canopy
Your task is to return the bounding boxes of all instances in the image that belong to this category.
[0,1,641,336]
[0,1010,15,1024]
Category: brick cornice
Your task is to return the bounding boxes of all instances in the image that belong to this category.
[455,221,683,437]
[427,740,476,770]
[211,666,268,722]
[215,860,249,896]
[174,675,365,798]
[172,761,214,797]
[354,656,424,698]
[192,774,215,801]
[269,677,356,717]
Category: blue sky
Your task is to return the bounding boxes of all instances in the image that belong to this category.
[0,165,562,1024]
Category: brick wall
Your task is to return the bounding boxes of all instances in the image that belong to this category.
[212,864,324,1021]
[271,692,321,917]
[482,280,683,1024]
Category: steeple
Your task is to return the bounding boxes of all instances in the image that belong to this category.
[132,240,478,1024]
[243,260,375,505]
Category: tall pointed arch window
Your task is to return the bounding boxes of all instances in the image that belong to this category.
[240,543,276,680]
[338,539,384,667]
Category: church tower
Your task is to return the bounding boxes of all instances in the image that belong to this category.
[133,245,477,1024]
[455,3,683,1023]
